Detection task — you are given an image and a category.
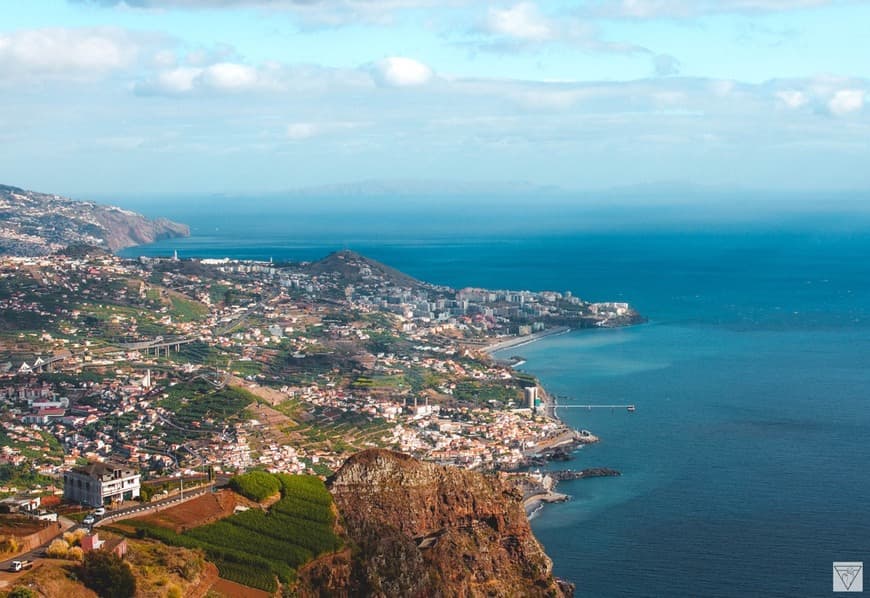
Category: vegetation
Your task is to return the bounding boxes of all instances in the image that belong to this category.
[6,587,36,598]
[453,379,524,407]
[78,550,137,598]
[132,474,340,592]
[168,295,208,322]
[46,538,69,558]
[0,461,61,492]
[228,470,281,501]
[0,535,20,554]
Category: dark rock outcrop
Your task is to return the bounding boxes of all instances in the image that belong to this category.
[297,449,571,597]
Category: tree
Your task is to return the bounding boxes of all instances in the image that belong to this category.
[68,546,85,561]
[78,551,136,598]
[139,484,155,502]
[7,587,36,598]
[0,534,20,554]
[46,538,69,558]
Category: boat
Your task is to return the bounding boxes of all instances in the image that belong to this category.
[626,405,636,412]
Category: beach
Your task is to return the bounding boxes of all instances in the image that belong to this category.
[480,326,571,354]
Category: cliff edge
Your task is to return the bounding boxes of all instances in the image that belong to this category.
[296,449,572,597]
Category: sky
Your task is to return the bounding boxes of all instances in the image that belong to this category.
[0,0,869,195]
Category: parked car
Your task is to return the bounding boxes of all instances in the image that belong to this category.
[93,507,106,517]
[82,515,95,526]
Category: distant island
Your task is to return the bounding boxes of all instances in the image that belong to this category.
[0,184,189,256]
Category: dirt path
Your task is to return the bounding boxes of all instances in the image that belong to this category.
[187,561,220,598]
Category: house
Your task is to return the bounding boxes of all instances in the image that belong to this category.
[63,461,141,507]
[23,408,66,425]
[0,495,40,514]
[81,533,128,559]
[80,533,105,552]
[104,536,128,558]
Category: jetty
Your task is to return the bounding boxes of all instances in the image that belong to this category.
[556,404,636,411]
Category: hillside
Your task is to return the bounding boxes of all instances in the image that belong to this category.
[306,250,421,289]
[296,449,573,597]
[84,459,572,596]
[0,184,189,256]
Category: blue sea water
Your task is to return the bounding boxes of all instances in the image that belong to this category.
[116,197,870,597]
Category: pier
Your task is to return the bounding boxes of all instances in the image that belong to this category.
[556,404,636,411]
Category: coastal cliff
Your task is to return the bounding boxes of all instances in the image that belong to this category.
[296,449,572,597]
[0,184,189,256]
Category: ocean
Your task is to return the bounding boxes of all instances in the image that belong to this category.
[116,195,870,597]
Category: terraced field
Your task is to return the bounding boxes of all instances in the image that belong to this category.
[128,473,342,593]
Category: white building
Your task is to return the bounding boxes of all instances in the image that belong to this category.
[63,461,141,507]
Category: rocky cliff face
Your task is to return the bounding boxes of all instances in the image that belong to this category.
[297,449,571,597]
[0,184,189,256]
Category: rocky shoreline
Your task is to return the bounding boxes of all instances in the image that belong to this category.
[522,468,622,516]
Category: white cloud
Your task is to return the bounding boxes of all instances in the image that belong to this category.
[286,121,367,140]
[776,90,809,109]
[594,0,846,19]
[474,2,646,54]
[134,61,272,94]
[828,89,864,115]
[487,3,554,42]
[0,27,140,81]
[769,78,867,116]
[199,62,258,90]
[151,66,200,93]
[72,0,465,26]
[369,56,433,87]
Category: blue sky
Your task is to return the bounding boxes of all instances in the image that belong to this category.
[1,0,868,195]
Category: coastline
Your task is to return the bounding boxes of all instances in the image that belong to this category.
[490,327,607,521]
[523,491,569,517]
[481,326,572,354]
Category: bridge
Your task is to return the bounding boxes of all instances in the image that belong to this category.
[115,335,199,355]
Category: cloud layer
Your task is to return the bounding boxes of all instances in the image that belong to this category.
[0,27,141,80]
[0,2,866,193]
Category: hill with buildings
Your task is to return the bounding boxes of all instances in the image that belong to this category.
[0,185,189,256]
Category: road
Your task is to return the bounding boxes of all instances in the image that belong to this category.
[95,484,214,528]
[0,484,214,585]
[0,516,74,589]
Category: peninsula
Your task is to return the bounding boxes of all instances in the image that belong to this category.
[0,184,189,256]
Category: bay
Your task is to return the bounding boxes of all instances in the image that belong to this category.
[117,197,870,596]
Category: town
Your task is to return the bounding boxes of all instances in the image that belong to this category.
[0,248,639,522]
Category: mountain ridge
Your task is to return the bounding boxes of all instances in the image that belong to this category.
[0,184,189,256]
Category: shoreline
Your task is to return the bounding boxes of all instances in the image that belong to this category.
[481,326,572,355]
[523,491,569,517]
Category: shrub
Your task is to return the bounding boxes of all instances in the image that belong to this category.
[139,485,155,503]
[63,529,86,546]
[46,538,69,558]
[0,535,20,554]
[78,551,136,598]
[7,587,36,598]
[228,471,280,502]
[68,546,85,561]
